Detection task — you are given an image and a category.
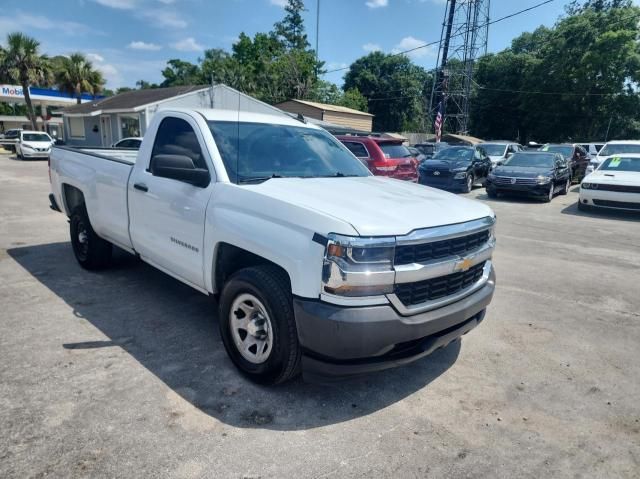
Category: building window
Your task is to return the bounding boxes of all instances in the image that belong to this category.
[68,117,85,138]
[119,114,140,138]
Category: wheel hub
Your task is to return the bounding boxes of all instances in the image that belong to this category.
[229,293,273,364]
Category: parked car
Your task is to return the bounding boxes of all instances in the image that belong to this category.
[15,131,53,160]
[579,154,640,212]
[539,143,589,183]
[407,146,426,162]
[478,141,524,166]
[419,146,492,193]
[579,142,604,159]
[485,151,571,202]
[337,135,418,181]
[0,129,23,151]
[49,108,497,384]
[112,137,143,149]
[586,140,640,175]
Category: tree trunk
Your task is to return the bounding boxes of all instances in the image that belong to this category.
[22,82,38,130]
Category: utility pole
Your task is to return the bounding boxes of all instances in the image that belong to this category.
[428,0,490,135]
[315,0,320,80]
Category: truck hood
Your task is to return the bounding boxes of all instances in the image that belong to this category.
[249,176,494,236]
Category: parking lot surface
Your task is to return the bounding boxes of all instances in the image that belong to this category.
[1,152,639,478]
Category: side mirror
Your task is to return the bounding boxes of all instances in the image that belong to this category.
[496,161,503,166]
[151,154,210,188]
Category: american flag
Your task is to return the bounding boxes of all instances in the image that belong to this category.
[434,101,443,143]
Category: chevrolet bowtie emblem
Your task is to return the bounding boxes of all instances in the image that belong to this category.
[455,257,474,272]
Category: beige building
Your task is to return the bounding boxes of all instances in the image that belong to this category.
[275,99,373,133]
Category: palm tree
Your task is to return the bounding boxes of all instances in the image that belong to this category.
[56,53,105,104]
[1,32,51,130]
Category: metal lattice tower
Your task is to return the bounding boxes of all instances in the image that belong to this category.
[429,0,490,135]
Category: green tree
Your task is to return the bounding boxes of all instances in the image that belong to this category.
[274,0,309,51]
[55,53,105,103]
[340,88,368,112]
[1,32,51,130]
[343,52,430,131]
[470,0,640,142]
[160,59,202,87]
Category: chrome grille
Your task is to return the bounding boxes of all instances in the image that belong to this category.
[394,230,490,264]
[493,176,537,186]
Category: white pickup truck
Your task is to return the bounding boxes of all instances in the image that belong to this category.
[49,108,496,384]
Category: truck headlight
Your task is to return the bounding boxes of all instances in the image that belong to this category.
[536,175,551,184]
[322,234,396,297]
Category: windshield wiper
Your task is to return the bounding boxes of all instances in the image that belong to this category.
[237,173,283,184]
[308,172,361,178]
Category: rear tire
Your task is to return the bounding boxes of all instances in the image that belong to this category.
[219,265,301,385]
[70,206,112,270]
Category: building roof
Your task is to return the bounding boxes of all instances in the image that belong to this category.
[63,85,210,116]
[276,99,374,117]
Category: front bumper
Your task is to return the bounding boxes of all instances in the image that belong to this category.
[294,267,495,379]
[20,149,50,159]
[419,172,467,191]
[486,181,550,197]
[579,188,640,211]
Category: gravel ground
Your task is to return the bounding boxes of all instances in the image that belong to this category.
[1,152,639,478]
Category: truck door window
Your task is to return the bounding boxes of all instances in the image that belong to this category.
[150,117,207,173]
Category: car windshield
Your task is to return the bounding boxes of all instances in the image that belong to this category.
[599,157,640,172]
[599,144,640,156]
[503,153,555,168]
[208,121,371,183]
[540,145,573,157]
[432,147,474,162]
[23,133,51,142]
[378,143,412,158]
[480,144,507,156]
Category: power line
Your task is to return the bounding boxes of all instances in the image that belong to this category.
[321,0,556,75]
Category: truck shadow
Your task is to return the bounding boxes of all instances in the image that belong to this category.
[7,242,461,431]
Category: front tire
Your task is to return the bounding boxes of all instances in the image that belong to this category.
[463,174,474,193]
[561,177,570,195]
[219,265,301,385]
[70,206,112,270]
[543,183,554,203]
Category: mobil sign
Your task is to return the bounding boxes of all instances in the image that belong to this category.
[1,85,25,99]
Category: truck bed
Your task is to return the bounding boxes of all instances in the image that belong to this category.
[49,145,137,252]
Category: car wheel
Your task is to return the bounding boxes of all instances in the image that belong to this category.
[561,178,570,195]
[70,205,112,270]
[543,183,554,203]
[219,265,301,385]
[463,174,474,193]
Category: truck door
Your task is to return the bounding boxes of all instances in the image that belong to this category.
[128,114,213,289]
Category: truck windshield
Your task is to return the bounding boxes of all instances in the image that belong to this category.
[208,121,371,183]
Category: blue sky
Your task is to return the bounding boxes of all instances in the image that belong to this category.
[0,0,568,89]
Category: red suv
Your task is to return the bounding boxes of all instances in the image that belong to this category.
[337,136,418,181]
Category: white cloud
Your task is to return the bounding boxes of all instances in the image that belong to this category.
[392,36,433,59]
[93,0,138,9]
[127,41,162,51]
[0,12,94,36]
[269,0,288,6]
[140,9,187,28]
[362,42,381,52]
[86,52,105,62]
[365,0,388,8]
[171,37,204,51]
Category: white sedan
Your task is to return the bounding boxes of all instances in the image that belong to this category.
[579,154,640,212]
[16,131,53,160]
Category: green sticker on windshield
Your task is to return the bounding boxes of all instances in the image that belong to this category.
[541,145,549,151]
[609,157,621,167]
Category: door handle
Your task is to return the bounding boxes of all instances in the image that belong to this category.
[134,183,148,192]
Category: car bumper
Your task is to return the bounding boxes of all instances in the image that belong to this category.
[419,174,467,191]
[579,188,640,211]
[486,181,550,196]
[294,267,495,379]
[20,150,50,158]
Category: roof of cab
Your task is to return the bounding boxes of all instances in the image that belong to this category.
[167,108,321,129]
